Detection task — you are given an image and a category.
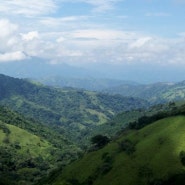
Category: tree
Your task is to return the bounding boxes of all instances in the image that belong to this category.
[91,135,110,148]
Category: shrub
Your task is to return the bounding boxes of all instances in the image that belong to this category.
[118,139,136,155]
[179,151,185,166]
[91,135,110,149]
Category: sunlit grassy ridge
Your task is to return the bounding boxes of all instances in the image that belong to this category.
[51,115,185,185]
[0,121,56,185]
[0,123,52,158]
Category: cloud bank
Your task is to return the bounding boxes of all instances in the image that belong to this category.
[0,17,185,66]
[0,0,184,68]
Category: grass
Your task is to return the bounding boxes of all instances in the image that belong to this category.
[86,108,108,125]
[0,123,53,159]
[51,115,185,185]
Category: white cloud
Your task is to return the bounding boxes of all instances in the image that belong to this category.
[0,0,57,17]
[70,29,136,40]
[0,19,20,52]
[129,37,152,48]
[0,18,185,66]
[40,16,88,27]
[0,19,18,38]
[21,31,39,41]
[0,51,27,62]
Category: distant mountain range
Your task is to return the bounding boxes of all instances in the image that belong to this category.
[103,81,185,104]
[0,59,99,79]
[35,75,185,104]
[36,76,137,91]
[1,57,185,83]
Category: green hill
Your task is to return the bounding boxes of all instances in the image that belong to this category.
[91,102,178,139]
[50,114,185,185]
[0,74,148,145]
[0,121,54,185]
[0,106,80,185]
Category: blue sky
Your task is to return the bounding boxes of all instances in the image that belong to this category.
[0,0,185,82]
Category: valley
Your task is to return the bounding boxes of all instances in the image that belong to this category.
[1,74,185,185]
[0,1,184,184]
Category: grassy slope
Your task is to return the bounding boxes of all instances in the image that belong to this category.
[0,106,81,185]
[52,115,185,185]
[0,121,56,184]
[0,123,52,158]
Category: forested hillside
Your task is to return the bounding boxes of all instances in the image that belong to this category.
[0,74,148,145]
[0,106,80,185]
[103,81,185,104]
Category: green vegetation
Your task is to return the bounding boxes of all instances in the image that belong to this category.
[0,106,81,185]
[90,135,110,150]
[50,115,185,185]
[3,73,185,185]
[0,74,148,145]
[91,102,177,138]
[0,122,53,185]
[104,81,185,104]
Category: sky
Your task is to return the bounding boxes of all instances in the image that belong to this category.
[0,0,185,82]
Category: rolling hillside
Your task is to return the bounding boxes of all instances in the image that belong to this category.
[49,114,185,185]
[0,74,148,145]
[103,81,185,104]
[0,106,82,185]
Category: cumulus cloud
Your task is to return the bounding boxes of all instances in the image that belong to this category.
[21,31,39,41]
[0,51,27,62]
[0,19,20,53]
[0,19,18,38]
[0,18,185,66]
